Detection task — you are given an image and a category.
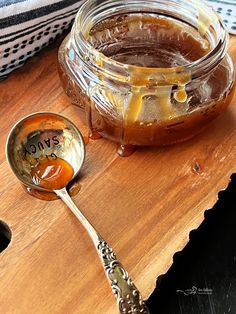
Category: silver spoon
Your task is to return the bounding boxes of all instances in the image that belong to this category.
[6,112,149,314]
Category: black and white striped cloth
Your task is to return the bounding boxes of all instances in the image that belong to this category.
[208,0,236,35]
[0,0,84,79]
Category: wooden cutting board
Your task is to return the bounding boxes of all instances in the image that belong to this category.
[0,36,235,314]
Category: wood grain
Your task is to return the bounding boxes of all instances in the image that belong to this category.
[0,36,235,314]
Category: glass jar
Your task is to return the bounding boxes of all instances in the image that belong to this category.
[58,0,235,156]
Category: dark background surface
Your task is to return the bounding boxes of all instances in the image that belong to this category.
[147,174,236,314]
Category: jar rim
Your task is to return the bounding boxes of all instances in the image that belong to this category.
[72,0,229,82]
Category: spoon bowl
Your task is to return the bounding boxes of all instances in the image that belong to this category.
[6,112,85,192]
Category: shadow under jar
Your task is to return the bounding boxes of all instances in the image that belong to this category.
[58,0,235,157]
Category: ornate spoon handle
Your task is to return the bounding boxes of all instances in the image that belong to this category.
[56,188,149,314]
[97,237,149,313]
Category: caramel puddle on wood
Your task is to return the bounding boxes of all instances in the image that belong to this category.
[24,181,82,201]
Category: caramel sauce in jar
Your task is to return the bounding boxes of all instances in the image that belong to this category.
[58,1,235,156]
